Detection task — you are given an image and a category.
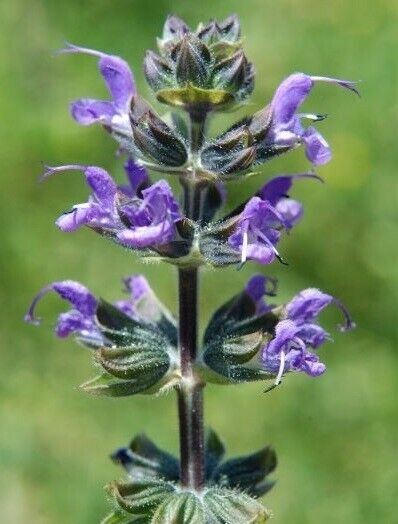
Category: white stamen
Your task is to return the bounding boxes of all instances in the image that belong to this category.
[241,230,248,263]
[298,113,325,122]
[275,350,286,386]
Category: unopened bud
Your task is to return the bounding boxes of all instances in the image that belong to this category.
[175,35,211,88]
[132,111,188,167]
[144,51,173,91]
[212,50,247,91]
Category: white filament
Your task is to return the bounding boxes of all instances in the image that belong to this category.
[275,350,286,386]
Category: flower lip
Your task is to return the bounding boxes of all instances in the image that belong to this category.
[24,281,97,326]
[59,42,136,132]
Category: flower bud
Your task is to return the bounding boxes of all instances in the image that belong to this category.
[211,50,247,91]
[175,35,211,88]
[216,14,241,43]
[143,50,174,91]
[131,109,188,167]
[144,15,255,111]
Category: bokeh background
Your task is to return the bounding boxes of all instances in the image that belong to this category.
[1,0,397,522]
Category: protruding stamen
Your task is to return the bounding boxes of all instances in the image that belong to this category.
[40,164,87,182]
[241,229,248,264]
[55,42,106,59]
[311,76,360,96]
[24,285,54,324]
[332,298,356,332]
[275,350,286,386]
[298,113,328,122]
[263,350,286,393]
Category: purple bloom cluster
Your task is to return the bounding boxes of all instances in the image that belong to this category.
[267,73,359,165]
[228,173,319,265]
[61,43,357,170]
[24,274,163,344]
[43,160,181,249]
[244,277,355,379]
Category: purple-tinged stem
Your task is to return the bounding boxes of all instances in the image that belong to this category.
[177,267,205,489]
[177,110,208,490]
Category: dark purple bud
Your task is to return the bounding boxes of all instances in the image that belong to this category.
[144,50,174,92]
[132,110,188,167]
[196,20,218,44]
[175,35,211,88]
[216,14,241,42]
[248,106,273,141]
[212,50,247,90]
[162,15,190,42]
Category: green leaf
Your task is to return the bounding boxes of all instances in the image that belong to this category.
[213,447,277,497]
[96,300,142,342]
[123,434,180,481]
[110,479,176,516]
[151,492,205,523]
[100,511,138,524]
[80,368,168,397]
[203,331,272,384]
[97,346,169,380]
[204,487,271,523]
[204,429,226,479]
[204,291,256,344]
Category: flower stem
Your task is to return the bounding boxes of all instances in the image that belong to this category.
[177,267,205,489]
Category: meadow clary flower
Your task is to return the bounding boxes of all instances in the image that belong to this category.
[117,180,181,248]
[24,280,102,343]
[228,174,316,265]
[262,288,355,381]
[60,43,135,133]
[42,163,181,249]
[267,73,359,165]
[24,275,156,342]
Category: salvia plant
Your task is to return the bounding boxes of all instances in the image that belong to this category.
[25,14,357,523]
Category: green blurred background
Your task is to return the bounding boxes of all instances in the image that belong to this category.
[1,0,397,522]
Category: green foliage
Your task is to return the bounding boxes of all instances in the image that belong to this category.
[107,482,270,523]
[108,430,276,521]
[80,300,177,396]
[202,287,279,383]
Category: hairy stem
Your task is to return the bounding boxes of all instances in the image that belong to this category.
[177,267,205,489]
[176,110,208,489]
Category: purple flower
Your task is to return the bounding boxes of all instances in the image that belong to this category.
[262,288,355,380]
[59,43,135,133]
[24,280,102,343]
[25,274,161,342]
[228,173,317,265]
[42,163,181,250]
[120,158,150,196]
[116,180,181,248]
[228,197,284,265]
[268,73,358,165]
